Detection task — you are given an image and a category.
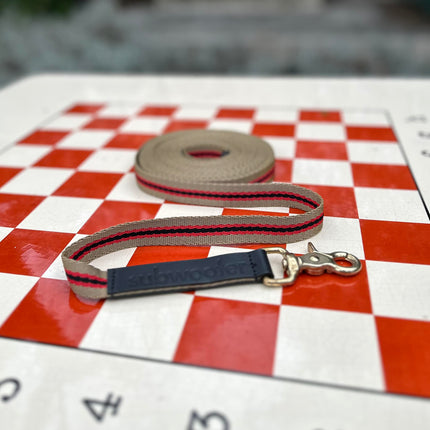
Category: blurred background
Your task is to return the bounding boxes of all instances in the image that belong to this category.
[0,0,429,89]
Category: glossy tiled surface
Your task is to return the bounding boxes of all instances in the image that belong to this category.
[0,101,429,401]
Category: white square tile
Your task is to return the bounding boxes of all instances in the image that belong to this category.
[106,173,164,203]
[355,188,428,223]
[78,149,135,173]
[0,273,38,326]
[343,111,390,126]
[208,119,253,134]
[292,159,353,186]
[97,103,143,118]
[274,306,384,390]
[195,246,282,305]
[155,203,223,218]
[265,137,295,159]
[287,216,364,259]
[0,167,74,196]
[93,247,137,271]
[255,108,298,123]
[347,142,405,165]
[296,123,346,142]
[42,234,87,280]
[41,114,93,131]
[347,139,398,146]
[0,227,13,242]
[18,196,102,233]
[79,293,194,360]
[367,260,430,321]
[195,279,281,305]
[120,117,169,134]
[174,105,217,120]
[57,130,115,150]
[0,144,51,167]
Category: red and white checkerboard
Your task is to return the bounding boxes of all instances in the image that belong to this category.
[1,101,429,404]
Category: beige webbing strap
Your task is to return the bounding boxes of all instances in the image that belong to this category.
[62,130,324,299]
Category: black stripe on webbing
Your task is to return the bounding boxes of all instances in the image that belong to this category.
[72,214,323,261]
[66,272,107,286]
[137,177,319,209]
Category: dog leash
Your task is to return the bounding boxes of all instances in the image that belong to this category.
[62,130,360,300]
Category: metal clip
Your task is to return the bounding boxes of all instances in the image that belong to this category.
[262,242,362,287]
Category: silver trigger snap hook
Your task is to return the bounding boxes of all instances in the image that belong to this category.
[262,242,362,287]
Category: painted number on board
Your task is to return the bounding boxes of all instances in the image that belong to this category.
[187,410,230,430]
[0,378,21,403]
[82,393,122,422]
[418,131,430,139]
[406,115,427,123]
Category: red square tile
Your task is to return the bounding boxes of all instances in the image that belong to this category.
[282,261,372,313]
[299,110,341,122]
[0,167,21,187]
[252,123,295,137]
[274,159,292,182]
[0,194,44,227]
[0,229,73,276]
[216,108,255,119]
[34,149,92,168]
[139,105,177,116]
[296,140,348,160]
[288,208,307,215]
[174,296,279,375]
[83,117,127,130]
[53,171,122,199]
[65,103,105,114]
[352,164,416,189]
[105,133,156,149]
[164,120,208,133]
[360,220,430,265]
[19,130,69,145]
[128,245,210,266]
[79,201,161,234]
[0,278,103,347]
[295,184,358,218]
[376,316,430,397]
[346,126,397,142]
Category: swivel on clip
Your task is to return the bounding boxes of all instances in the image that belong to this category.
[263,242,362,287]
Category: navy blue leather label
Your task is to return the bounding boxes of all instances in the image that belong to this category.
[107,249,273,296]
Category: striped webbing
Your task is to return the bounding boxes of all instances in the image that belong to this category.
[62,130,324,299]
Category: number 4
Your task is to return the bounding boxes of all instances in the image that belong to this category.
[82,393,122,422]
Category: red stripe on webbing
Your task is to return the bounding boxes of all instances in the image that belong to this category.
[71,216,323,261]
[250,166,275,183]
[65,270,107,288]
[136,174,317,208]
[66,270,107,283]
[68,279,106,289]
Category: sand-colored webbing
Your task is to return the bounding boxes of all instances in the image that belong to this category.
[62,130,324,299]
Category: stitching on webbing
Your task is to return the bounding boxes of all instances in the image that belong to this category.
[110,270,116,294]
[109,278,256,297]
[248,252,257,279]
